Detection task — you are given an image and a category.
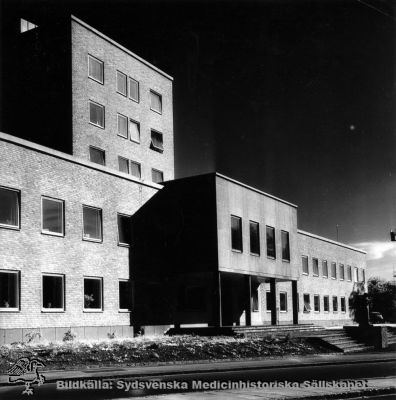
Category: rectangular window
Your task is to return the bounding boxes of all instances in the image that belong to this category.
[0,187,20,229]
[314,294,320,312]
[231,215,243,252]
[323,295,329,312]
[152,169,164,184]
[303,294,311,313]
[129,78,139,102]
[84,277,103,310]
[119,280,132,310]
[279,292,287,312]
[331,262,337,279]
[116,71,127,96]
[312,258,319,276]
[88,55,103,84]
[251,287,259,312]
[0,270,19,310]
[89,101,105,128]
[341,297,346,313]
[302,255,309,274]
[42,274,64,310]
[362,269,365,282]
[340,264,345,280]
[41,197,64,236]
[130,161,141,179]
[82,206,102,242]
[249,221,260,255]
[118,156,129,174]
[281,231,290,261]
[150,130,164,153]
[266,291,272,312]
[117,114,128,138]
[333,296,338,312]
[266,226,276,258]
[117,213,131,246]
[354,267,358,282]
[150,90,162,113]
[129,119,140,143]
[347,265,352,281]
[322,260,328,278]
[89,146,105,166]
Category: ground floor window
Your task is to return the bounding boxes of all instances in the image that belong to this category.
[0,270,19,310]
[119,280,132,311]
[279,292,287,312]
[251,287,259,312]
[266,291,272,311]
[323,295,329,312]
[314,294,320,312]
[333,296,338,312]
[340,297,346,313]
[42,274,64,310]
[84,277,103,310]
[303,294,311,313]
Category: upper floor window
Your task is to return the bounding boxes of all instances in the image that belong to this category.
[312,258,319,276]
[89,101,105,128]
[117,213,131,246]
[88,55,104,84]
[322,260,328,278]
[340,297,346,313]
[249,221,260,255]
[82,206,102,242]
[323,295,329,312]
[129,78,139,102]
[266,226,276,258]
[302,256,309,275]
[116,71,127,96]
[314,294,320,312]
[339,264,345,280]
[41,197,64,236]
[42,274,64,310]
[129,119,140,143]
[150,90,162,114]
[89,146,106,166]
[231,215,243,252]
[0,187,20,229]
[131,161,142,179]
[20,18,38,33]
[331,262,337,279]
[361,268,366,283]
[117,114,128,138]
[333,296,338,312]
[118,156,129,174]
[150,130,164,153]
[281,230,290,261]
[0,270,20,310]
[303,294,311,313]
[279,292,287,312]
[152,168,164,184]
[119,280,133,311]
[354,267,359,282]
[347,265,352,281]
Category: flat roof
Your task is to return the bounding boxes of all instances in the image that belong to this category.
[298,229,366,254]
[0,132,163,190]
[71,15,173,81]
[215,173,298,208]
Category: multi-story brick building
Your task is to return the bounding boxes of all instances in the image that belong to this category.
[0,15,366,343]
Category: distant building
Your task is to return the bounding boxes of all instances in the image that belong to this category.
[0,15,366,344]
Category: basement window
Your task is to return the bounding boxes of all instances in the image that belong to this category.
[88,55,104,84]
[82,206,102,242]
[323,295,329,312]
[119,280,132,311]
[150,130,164,153]
[314,294,320,312]
[0,187,20,229]
[303,294,311,313]
[117,213,131,246]
[41,197,64,236]
[0,270,19,310]
[84,277,103,310]
[42,274,64,311]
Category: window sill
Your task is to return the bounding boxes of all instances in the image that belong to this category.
[280,310,287,313]
[89,122,105,130]
[250,252,260,257]
[150,107,162,115]
[314,311,320,313]
[41,309,65,313]
[324,311,329,313]
[282,259,290,263]
[0,224,20,231]
[117,133,129,140]
[267,256,276,260]
[323,276,328,279]
[313,274,319,277]
[340,279,344,281]
[83,309,103,313]
[0,308,20,312]
[116,90,127,97]
[41,230,64,238]
[231,249,243,254]
[331,277,337,280]
[252,310,259,313]
[88,76,104,85]
[130,138,140,144]
[118,243,130,248]
[129,97,139,103]
[119,309,131,313]
[302,272,309,276]
[83,237,103,244]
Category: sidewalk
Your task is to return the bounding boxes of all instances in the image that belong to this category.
[1,351,395,386]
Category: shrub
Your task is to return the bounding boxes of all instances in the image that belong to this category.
[63,329,76,342]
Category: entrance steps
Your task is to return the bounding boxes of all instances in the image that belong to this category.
[387,328,396,346]
[232,324,323,338]
[313,329,374,353]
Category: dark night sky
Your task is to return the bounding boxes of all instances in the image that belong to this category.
[2,0,396,277]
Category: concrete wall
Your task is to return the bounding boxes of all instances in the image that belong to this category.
[216,174,299,280]
[0,133,160,335]
[71,17,174,183]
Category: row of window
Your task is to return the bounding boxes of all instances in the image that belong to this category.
[89,101,164,154]
[88,54,163,114]
[0,187,131,245]
[0,270,132,312]
[231,216,290,261]
[89,146,164,183]
[302,256,365,282]
[264,292,348,313]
